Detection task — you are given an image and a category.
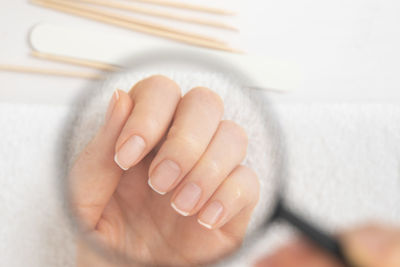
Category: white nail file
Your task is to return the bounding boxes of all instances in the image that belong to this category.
[30,23,301,91]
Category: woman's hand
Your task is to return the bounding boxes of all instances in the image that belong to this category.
[255,224,400,267]
[70,75,260,266]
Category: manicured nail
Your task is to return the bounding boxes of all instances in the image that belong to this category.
[114,135,145,170]
[198,201,224,229]
[171,182,201,216]
[105,90,119,123]
[148,160,181,195]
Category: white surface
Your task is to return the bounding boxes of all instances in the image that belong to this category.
[1,0,400,104]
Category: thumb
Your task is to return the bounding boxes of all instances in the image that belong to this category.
[342,224,400,267]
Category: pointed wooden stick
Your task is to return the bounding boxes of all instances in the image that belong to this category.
[70,0,227,43]
[127,0,235,15]
[0,64,103,79]
[74,0,238,31]
[31,0,242,53]
[31,50,121,71]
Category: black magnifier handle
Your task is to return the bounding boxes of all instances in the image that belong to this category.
[271,200,356,267]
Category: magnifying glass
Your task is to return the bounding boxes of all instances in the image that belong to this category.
[63,49,354,267]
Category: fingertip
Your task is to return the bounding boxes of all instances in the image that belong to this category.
[129,75,181,99]
[115,90,133,114]
[115,89,120,100]
[197,201,224,229]
[147,178,167,195]
[197,219,213,230]
[105,90,133,131]
[114,77,182,169]
[106,90,135,171]
[171,202,190,216]
[114,153,129,171]
[113,134,146,170]
[195,165,259,233]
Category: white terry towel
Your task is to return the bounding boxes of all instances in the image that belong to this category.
[1,70,400,267]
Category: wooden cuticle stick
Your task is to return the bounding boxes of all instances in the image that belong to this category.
[31,0,242,53]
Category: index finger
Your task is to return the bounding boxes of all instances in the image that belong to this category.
[114,75,181,170]
[69,90,133,229]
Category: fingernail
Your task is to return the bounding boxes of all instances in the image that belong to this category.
[114,135,146,170]
[105,90,119,123]
[198,201,224,229]
[171,182,201,216]
[148,160,181,195]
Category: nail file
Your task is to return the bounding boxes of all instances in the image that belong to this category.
[29,23,301,91]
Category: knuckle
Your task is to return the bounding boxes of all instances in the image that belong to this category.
[187,87,224,113]
[146,74,172,82]
[201,158,222,178]
[130,75,181,97]
[141,118,162,140]
[170,134,205,160]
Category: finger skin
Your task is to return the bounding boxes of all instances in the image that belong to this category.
[148,87,224,194]
[197,165,259,232]
[170,120,248,216]
[254,239,343,267]
[69,90,133,229]
[114,75,181,170]
[342,224,400,267]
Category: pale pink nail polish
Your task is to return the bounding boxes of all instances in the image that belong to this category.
[114,135,145,170]
[171,182,201,216]
[198,201,224,229]
[148,160,181,194]
[105,90,119,123]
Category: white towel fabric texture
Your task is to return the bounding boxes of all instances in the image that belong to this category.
[1,70,400,267]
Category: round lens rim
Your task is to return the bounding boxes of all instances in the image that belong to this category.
[59,48,289,266]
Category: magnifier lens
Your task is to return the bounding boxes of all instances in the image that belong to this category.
[64,51,284,266]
